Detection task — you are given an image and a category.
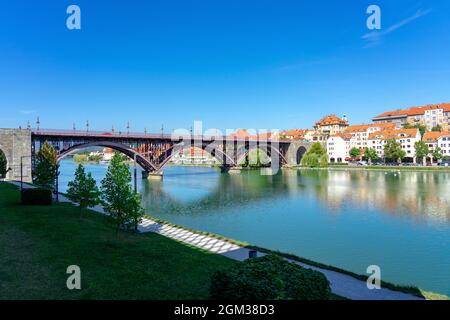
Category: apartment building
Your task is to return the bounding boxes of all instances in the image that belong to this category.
[327,133,352,163]
[368,128,421,161]
[343,123,396,149]
[422,131,450,157]
[372,103,450,131]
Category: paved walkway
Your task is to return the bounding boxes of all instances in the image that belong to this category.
[6,180,423,300]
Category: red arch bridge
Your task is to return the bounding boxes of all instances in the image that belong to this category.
[30,129,311,177]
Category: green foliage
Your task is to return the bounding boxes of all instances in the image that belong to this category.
[432,147,443,161]
[73,154,88,163]
[0,150,7,178]
[349,147,360,159]
[33,142,59,190]
[21,188,52,205]
[100,153,144,233]
[431,125,442,132]
[210,255,331,300]
[384,139,406,162]
[66,164,100,215]
[364,148,379,165]
[300,142,328,167]
[414,141,429,165]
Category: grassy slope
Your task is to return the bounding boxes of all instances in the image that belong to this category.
[0,182,237,300]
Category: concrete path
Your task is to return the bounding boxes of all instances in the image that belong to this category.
[6,180,424,300]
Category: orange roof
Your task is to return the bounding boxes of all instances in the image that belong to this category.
[228,129,252,139]
[422,131,450,142]
[330,133,352,140]
[315,115,348,127]
[373,103,450,119]
[368,128,419,140]
[345,123,395,133]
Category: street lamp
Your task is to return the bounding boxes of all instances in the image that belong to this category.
[133,153,137,193]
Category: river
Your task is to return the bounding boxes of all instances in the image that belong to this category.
[58,159,450,295]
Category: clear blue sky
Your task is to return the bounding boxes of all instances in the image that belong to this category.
[1,0,450,133]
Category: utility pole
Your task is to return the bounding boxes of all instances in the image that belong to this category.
[73,123,76,132]
[127,121,130,136]
[36,117,40,131]
[161,124,164,138]
[86,120,89,134]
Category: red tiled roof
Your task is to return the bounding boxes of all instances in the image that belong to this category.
[345,123,395,133]
[368,128,419,140]
[315,115,348,127]
[422,131,450,142]
[373,103,450,119]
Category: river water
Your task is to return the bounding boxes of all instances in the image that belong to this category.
[58,159,450,295]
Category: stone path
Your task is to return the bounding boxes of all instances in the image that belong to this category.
[6,180,424,300]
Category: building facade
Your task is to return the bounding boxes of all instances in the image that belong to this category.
[313,115,349,142]
[368,128,421,161]
[372,103,450,131]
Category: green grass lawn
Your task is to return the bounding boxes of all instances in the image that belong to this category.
[0,182,237,300]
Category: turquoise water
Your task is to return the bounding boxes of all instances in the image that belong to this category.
[59,159,450,295]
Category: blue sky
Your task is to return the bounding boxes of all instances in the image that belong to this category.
[1,0,450,133]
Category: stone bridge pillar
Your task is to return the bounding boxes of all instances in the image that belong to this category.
[285,141,311,166]
[0,128,32,182]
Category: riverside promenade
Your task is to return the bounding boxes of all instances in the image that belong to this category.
[7,181,423,300]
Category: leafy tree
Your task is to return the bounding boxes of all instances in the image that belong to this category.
[431,125,442,132]
[364,148,378,165]
[414,141,429,166]
[301,142,328,168]
[101,153,144,234]
[33,142,59,190]
[432,147,443,162]
[349,147,360,160]
[384,139,406,163]
[66,164,100,218]
[0,150,7,178]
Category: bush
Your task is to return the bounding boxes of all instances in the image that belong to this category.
[21,188,53,205]
[210,255,331,300]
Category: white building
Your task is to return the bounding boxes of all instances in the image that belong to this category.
[344,123,396,150]
[423,131,450,158]
[368,128,421,161]
[327,133,352,163]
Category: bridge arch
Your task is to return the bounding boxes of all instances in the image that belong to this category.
[236,145,288,167]
[57,141,158,172]
[155,142,237,169]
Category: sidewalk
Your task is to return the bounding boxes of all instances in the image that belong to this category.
[6,180,424,300]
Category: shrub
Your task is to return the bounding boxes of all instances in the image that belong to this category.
[210,255,331,300]
[21,188,52,205]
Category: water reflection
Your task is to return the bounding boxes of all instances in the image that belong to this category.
[141,168,450,226]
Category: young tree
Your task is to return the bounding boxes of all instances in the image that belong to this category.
[300,142,328,168]
[364,148,378,165]
[432,147,443,163]
[414,141,429,166]
[66,164,100,218]
[349,147,360,160]
[0,150,7,178]
[33,142,59,190]
[127,192,145,231]
[384,139,406,163]
[101,153,144,234]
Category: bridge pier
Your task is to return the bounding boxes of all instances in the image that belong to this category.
[0,129,32,182]
[142,170,163,180]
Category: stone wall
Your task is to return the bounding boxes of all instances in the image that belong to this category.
[0,128,32,182]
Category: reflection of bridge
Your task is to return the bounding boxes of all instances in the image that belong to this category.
[0,128,311,182]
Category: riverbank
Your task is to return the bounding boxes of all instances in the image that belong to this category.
[289,165,450,172]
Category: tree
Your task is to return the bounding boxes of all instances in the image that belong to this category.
[432,147,443,162]
[431,125,442,132]
[364,148,378,165]
[414,141,429,166]
[300,142,328,168]
[0,150,7,178]
[33,142,59,190]
[100,153,144,234]
[66,164,100,218]
[349,147,360,160]
[384,139,406,163]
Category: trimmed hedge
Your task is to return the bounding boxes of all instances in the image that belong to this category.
[21,188,53,205]
[210,255,331,300]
